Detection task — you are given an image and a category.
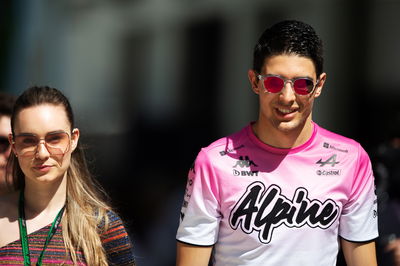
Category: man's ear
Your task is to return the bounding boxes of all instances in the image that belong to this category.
[248,69,260,94]
[71,128,80,152]
[314,72,327,98]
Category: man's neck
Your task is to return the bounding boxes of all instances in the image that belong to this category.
[252,119,314,149]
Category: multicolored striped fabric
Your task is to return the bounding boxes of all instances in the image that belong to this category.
[0,211,135,265]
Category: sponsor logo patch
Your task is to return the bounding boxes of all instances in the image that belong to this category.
[316,154,340,167]
[220,144,245,156]
[323,142,348,153]
[316,169,341,176]
[233,169,259,177]
[233,156,258,168]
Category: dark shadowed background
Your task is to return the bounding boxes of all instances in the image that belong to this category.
[1,0,400,265]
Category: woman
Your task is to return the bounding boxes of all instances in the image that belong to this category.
[0,86,135,265]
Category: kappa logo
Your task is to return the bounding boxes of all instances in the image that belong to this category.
[316,154,340,167]
[233,156,258,168]
[229,182,340,244]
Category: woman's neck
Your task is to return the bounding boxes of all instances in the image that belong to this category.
[22,174,67,217]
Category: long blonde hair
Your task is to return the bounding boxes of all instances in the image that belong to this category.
[8,86,112,265]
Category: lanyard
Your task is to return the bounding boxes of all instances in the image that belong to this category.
[18,191,65,266]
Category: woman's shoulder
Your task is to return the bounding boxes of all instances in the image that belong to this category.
[97,209,128,233]
[103,209,129,231]
[101,210,136,265]
[106,209,120,220]
[100,209,131,242]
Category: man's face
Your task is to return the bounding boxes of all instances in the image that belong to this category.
[0,115,12,178]
[249,54,326,140]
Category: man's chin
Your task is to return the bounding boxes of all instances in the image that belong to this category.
[276,121,302,133]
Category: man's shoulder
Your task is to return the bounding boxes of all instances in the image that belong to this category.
[201,124,250,155]
[316,124,360,147]
[313,123,370,158]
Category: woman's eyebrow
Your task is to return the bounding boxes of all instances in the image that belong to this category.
[15,130,67,136]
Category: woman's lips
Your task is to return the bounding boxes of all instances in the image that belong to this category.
[33,165,53,172]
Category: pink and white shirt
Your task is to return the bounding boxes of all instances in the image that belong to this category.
[176,122,378,266]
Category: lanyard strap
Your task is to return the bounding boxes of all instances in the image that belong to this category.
[18,191,65,266]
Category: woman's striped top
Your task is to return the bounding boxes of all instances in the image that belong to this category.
[0,211,135,265]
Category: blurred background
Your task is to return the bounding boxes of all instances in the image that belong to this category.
[1,0,400,265]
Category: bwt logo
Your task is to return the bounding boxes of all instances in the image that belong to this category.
[233,169,259,177]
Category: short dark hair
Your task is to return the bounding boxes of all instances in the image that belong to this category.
[0,92,16,117]
[252,20,324,77]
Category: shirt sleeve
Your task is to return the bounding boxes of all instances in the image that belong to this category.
[101,211,136,265]
[339,144,379,242]
[176,148,221,246]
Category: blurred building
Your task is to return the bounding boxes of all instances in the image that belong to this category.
[1,0,400,265]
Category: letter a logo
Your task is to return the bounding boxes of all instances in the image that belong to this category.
[316,154,339,167]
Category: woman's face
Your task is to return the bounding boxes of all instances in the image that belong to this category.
[11,104,79,184]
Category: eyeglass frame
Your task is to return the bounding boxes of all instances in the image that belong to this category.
[11,129,76,157]
[257,74,320,95]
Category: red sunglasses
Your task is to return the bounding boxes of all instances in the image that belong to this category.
[258,74,319,95]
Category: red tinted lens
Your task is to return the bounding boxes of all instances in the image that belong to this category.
[264,76,284,93]
[293,79,314,95]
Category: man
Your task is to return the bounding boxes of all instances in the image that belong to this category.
[176,20,378,266]
[0,92,15,193]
